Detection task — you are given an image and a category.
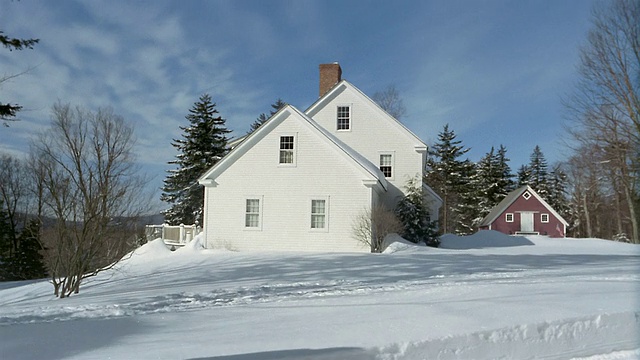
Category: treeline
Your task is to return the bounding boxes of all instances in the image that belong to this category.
[424,125,569,236]
[425,121,638,243]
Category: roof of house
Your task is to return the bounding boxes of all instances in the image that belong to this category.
[198,104,388,191]
[478,185,569,227]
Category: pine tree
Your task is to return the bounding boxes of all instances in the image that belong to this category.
[453,159,479,235]
[161,94,231,226]
[547,164,570,218]
[496,145,516,196]
[0,200,12,280]
[424,124,471,234]
[247,98,286,135]
[528,145,550,198]
[517,165,531,187]
[9,220,46,280]
[470,145,515,232]
[394,177,439,247]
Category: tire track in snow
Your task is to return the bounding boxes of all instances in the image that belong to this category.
[0,269,636,325]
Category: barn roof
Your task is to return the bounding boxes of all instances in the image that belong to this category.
[478,185,569,227]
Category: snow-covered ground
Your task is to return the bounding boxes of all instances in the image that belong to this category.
[0,231,638,359]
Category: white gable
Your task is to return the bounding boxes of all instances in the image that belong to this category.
[199,105,387,191]
[199,104,387,252]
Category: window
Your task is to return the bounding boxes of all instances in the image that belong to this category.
[541,213,549,223]
[523,191,531,200]
[311,199,326,229]
[379,154,393,178]
[337,106,350,130]
[279,136,294,164]
[245,199,260,228]
[505,213,514,222]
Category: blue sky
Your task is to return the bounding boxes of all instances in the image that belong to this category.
[0,0,595,207]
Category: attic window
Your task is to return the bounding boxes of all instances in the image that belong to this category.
[279,136,295,164]
[522,191,531,200]
[337,106,350,130]
[379,154,393,178]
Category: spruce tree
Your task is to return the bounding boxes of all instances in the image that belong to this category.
[471,145,515,230]
[424,124,471,234]
[547,164,570,218]
[161,94,230,226]
[247,98,286,135]
[528,145,550,198]
[496,145,516,196]
[9,220,46,280]
[517,165,531,187]
[394,177,439,247]
[0,200,12,280]
[453,159,479,235]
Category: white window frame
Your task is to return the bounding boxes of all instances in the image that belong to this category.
[278,134,296,166]
[244,197,263,230]
[337,105,351,131]
[523,191,531,200]
[505,213,514,223]
[310,197,329,231]
[379,152,394,179]
[541,213,549,223]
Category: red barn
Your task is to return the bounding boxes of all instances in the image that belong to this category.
[478,185,568,238]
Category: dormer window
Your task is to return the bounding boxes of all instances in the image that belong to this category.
[337,106,350,130]
[279,136,295,164]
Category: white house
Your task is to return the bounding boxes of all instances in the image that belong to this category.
[198,63,442,252]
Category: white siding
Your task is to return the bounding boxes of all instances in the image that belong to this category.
[307,85,425,208]
[203,113,375,252]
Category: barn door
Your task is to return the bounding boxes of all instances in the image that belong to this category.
[520,212,534,233]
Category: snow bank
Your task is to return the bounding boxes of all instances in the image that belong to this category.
[440,230,534,249]
[174,233,205,254]
[383,233,425,253]
[376,312,640,360]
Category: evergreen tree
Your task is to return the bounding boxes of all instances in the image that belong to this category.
[161,94,231,226]
[247,98,286,135]
[517,165,531,187]
[547,164,570,218]
[0,200,12,280]
[452,159,479,235]
[424,124,471,234]
[394,177,439,247]
[1,30,39,123]
[528,145,550,198]
[470,145,516,231]
[496,145,516,196]
[8,220,46,280]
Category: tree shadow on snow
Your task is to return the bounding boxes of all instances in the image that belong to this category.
[189,347,376,360]
[0,317,153,360]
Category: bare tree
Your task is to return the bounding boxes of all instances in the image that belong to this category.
[352,204,403,253]
[564,0,640,243]
[372,85,407,120]
[0,154,29,255]
[30,103,150,297]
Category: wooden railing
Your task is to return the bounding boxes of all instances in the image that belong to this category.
[145,224,200,245]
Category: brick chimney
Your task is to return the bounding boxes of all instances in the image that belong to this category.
[319,62,342,97]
